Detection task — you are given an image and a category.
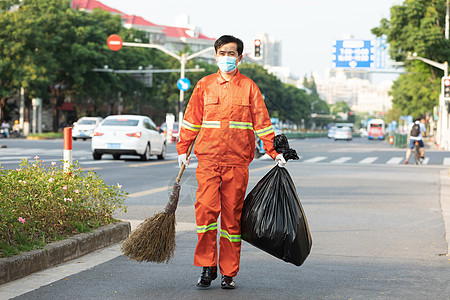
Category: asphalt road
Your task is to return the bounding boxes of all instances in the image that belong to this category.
[1,137,450,299]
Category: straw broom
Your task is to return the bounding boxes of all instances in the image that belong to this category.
[121,141,195,263]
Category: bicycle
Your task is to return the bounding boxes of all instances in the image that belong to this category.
[413,141,422,165]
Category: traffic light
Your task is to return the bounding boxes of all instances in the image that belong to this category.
[442,76,450,99]
[254,39,261,57]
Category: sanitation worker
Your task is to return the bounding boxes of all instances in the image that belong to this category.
[177,35,287,289]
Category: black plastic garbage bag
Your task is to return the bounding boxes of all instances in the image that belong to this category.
[241,134,312,266]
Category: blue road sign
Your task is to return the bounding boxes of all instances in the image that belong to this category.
[332,40,374,69]
[177,78,191,91]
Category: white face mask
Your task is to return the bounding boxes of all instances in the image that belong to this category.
[217,56,237,73]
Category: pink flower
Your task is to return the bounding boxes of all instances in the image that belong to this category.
[18,180,22,183]
[117,183,122,189]
[34,155,39,160]
[48,178,54,183]
[74,189,79,194]
[62,185,67,190]
[18,217,25,224]
[16,168,21,172]
[64,198,72,202]
[33,164,37,167]
[18,180,27,184]
[51,162,56,166]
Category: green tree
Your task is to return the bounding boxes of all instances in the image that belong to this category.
[372,0,450,118]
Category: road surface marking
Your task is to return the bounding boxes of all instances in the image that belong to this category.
[128,186,171,198]
[444,158,450,165]
[303,156,327,163]
[358,157,378,164]
[81,160,120,165]
[386,157,403,164]
[330,157,352,164]
[422,158,429,165]
[129,160,177,167]
[250,165,275,172]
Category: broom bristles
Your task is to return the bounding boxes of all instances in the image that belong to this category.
[121,211,176,263]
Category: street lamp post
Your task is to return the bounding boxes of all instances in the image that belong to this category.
[121,42,214,123]
[407,53,449,150]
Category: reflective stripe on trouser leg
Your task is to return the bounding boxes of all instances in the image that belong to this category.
[218,165,249,277]
[194,165,221,267]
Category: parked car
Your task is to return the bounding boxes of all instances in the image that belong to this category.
[72,117,103,141]
[334,126,353,141]
[327,126,337,139]
[159,122,179,142]
[91,115,166,161]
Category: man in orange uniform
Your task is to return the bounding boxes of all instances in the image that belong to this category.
[176,35,286,289]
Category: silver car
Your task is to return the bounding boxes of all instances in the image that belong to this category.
[91,115,166,160]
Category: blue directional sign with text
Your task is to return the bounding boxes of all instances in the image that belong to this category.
[177,78,191,91]
[332,40,375,69]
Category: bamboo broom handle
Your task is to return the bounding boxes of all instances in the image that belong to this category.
[175,140,195,184]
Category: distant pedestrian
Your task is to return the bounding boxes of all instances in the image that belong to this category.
[1,120,10,138]
[177,35,287,289]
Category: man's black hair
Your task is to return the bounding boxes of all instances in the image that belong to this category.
[214,35,244,56]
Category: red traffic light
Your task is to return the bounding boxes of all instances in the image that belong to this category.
[444,78,450,86]
[254,39,261,47]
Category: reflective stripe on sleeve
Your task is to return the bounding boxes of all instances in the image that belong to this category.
[229,121,253,130]
[197,222,218,233]
[220,229,241,242]
[182,120,201,132]
[255,125,274,137]
[202,121,221,128]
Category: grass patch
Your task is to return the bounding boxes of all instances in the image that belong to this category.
[27,132,64,139]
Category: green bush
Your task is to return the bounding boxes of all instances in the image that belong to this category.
[0,157,127,258]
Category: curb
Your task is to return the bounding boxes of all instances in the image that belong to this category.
[0,221,130,285]
[440,169,450,256]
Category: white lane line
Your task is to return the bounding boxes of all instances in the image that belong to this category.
[358,157,378,164]
[79,160,121,165]
[128,186,171,198]
[386,157,404,164]
[444,157,450,165]
[330,157,352,164]
[303,156,327,163]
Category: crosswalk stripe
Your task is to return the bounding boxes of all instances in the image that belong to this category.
[358,157,378,164]
[330,157,352,164]
[422,158,429,165]
[303,156,327,163]
[444,158,450,165]
[386,157,404,164]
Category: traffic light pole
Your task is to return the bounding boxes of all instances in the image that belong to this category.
[122,42,214,123]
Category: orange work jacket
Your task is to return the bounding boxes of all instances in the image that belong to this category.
[177,70,277,166]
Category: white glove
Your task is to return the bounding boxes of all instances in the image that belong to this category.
[275,153,287,167]
[178,153,191,168]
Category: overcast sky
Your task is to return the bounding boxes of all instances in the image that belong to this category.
[104,0,402,78]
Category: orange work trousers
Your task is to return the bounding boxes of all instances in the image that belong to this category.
[194,162,249,277]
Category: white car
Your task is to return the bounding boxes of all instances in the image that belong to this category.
[91,115,166,161]
[334,127,353,141]
[72,117,103,140]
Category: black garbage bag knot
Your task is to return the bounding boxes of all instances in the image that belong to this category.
[273,134,299,161]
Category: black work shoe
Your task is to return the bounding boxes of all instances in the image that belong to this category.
[221,275,235,289]
[196,266,217,288]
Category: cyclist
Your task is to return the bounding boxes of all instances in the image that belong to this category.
[404,119,426,164]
